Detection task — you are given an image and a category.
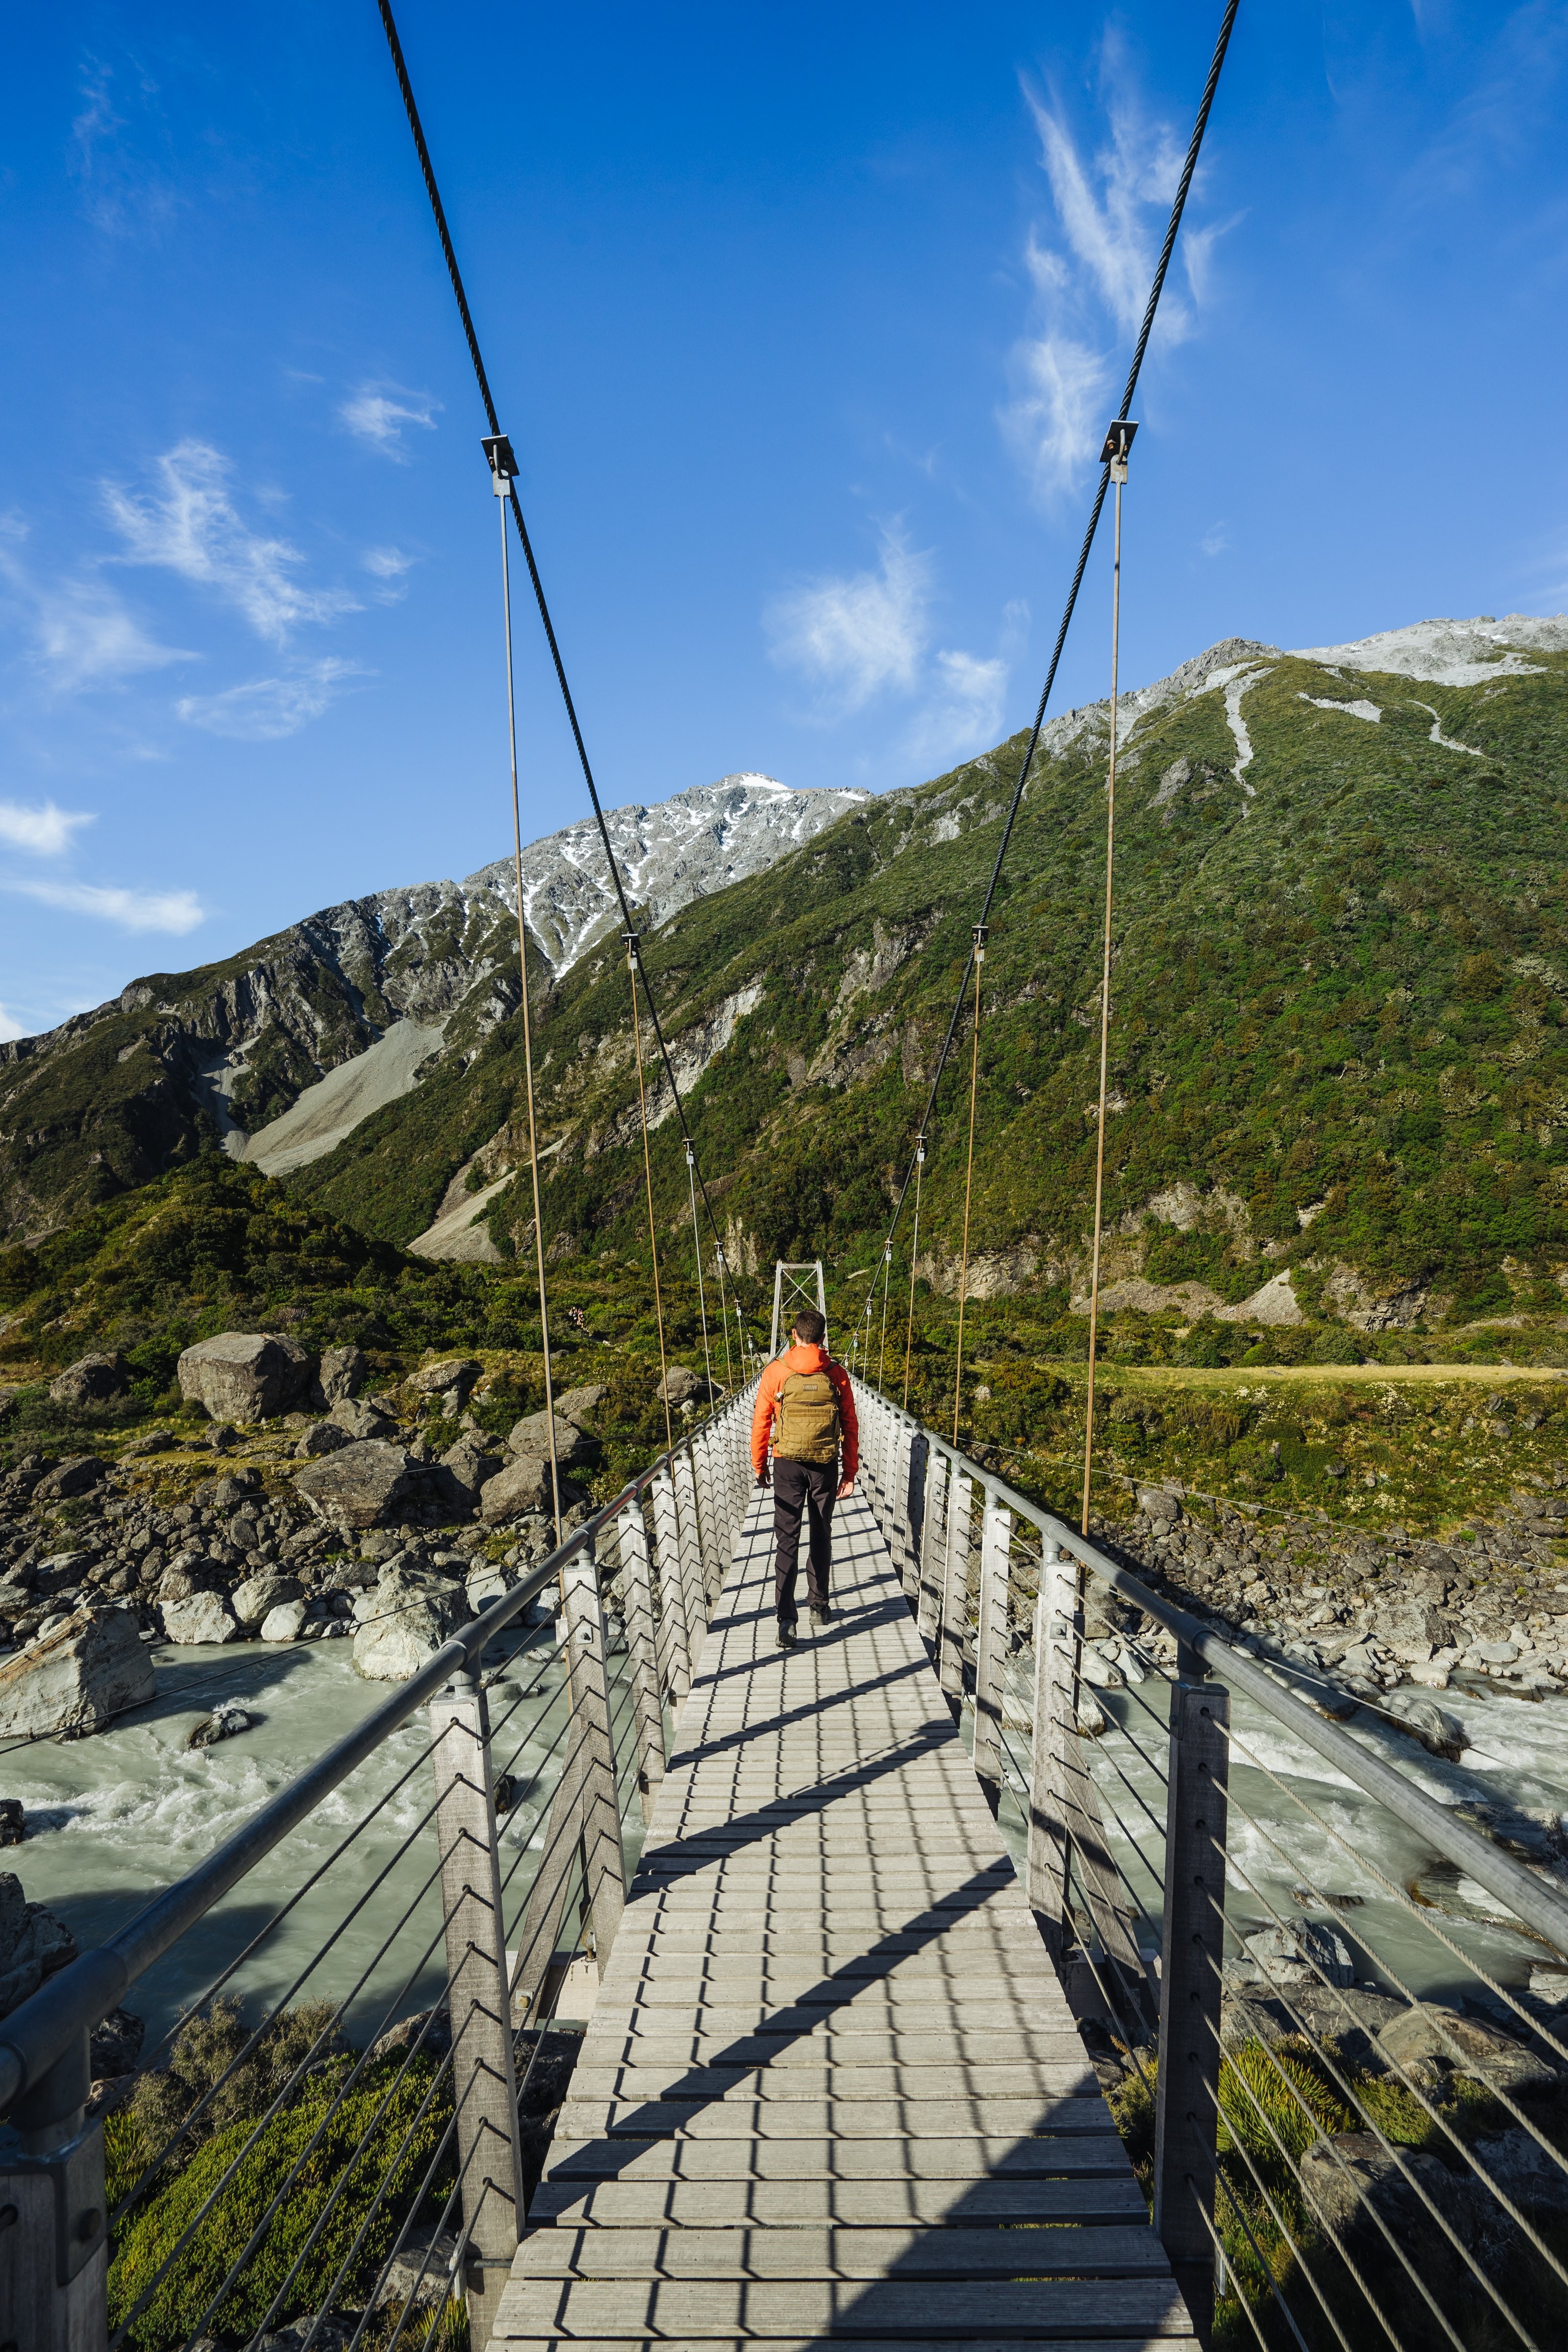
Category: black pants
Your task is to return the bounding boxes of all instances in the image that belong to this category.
[772,1457,836,1623]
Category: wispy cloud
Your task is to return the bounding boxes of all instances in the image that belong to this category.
[766,526,932,716]
[70,53,178,239]
[904,649,1010,765]
[0,523,191,691]
[105,441,358,642]
[1001,42,1228,501]
[0,800,96,856]
[3,878,204,933]
[1201,520,1229,557]
[341,385,441,461]
[363,544,416,603]
[175,657,371,741]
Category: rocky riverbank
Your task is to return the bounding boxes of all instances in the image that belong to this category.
[0,1334,717,1738]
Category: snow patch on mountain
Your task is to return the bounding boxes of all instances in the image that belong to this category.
[1289,613,1568,687]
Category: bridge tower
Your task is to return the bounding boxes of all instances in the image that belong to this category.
[768,1257,827,1357]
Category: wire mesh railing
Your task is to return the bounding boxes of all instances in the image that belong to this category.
[851,1376,1568,2352]
[0,1384,756,2352]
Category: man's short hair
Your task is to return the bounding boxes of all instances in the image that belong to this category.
[792,1309,827,1346]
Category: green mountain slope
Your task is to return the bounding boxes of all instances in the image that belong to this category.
[288,630,1568,1358]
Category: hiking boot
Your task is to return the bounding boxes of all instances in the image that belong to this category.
[776,1619,798,1649]
[810,1603,833,1627]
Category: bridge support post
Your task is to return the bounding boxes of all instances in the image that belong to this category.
[0,2027,107,2352]
[970,1496,1012,1789]
[428,1667,527,2350]
[672,1449,708,1676]
[651,1464,690,1702]
[562,1541,628,1962]
[936,1469,973,1701]
[1152,1675,1231,2348]
[916,1449,949,1644]
[1027,1540,1073,1950]
[617,1498,666,1821]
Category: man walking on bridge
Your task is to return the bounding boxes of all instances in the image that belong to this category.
[751,1308,858,1648]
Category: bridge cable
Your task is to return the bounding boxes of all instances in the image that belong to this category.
[685,1138,717,1397]
[375,0,763,1353]
[1080,433,1131,1538]
[949,926,986,1444]
[876,1240,894,1388]
[626,933,676,1456]
[900,1131,926,1408]
[491,450,563,1540]
[868,0,1240,1421]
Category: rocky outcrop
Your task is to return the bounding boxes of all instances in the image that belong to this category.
[0,1605,153,1738]
[0,1871,76,2015]
[178,1332,313,1423]
[33,1455,107,1503]
[294,1441,421,1531]
[507,1413,591,1465]
[438,1436,501,1511]
[408,1356,481,1400]
[232,1569,302,1629]
[49,1353,130,1406]
[329,1397,395,1441]
[315,1345,367,1406]
[480,1456,572,1526]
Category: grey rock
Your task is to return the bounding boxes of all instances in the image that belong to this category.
[507,1411,591,1465]
[408,1356,481,1399]
[1472,2126,1568,2220]
[656,1364,704,1407]
[1382,1692,1467,1761]
[368,2228,461,2312]
[260,1600,308,1642]
[35,1553,92,1596]
[232,1570,302,1628]
[351,1563,468,1683]
[33,1455,107,1503]
[330,1396,395,1442]
[1297,2131,1474,2289]
[0,1800,23,1846]
[194,1470,261,1508]
[188,1697,253,1746]
[0,1870,76,2016]
[119,1429,177,1459]
[294,1421,351,1459]
[439,1434,501,1508]
[1379,2003,1560,2095]
[294,1442,421,1532]
[49,1353,130,1407]
[1375,1596,1461,1648]
[554,1384,608,1425]
[0,1605,153,1738]
[158,1564,210,1604]
[252,2319,355,2352]
[1225,1921,1354,1991]
[89,2006,145,2077]
[177,1331,313,1424]
[315,1344,367,1407]
[162,1591,241,1646]
[480,1455,561,1525]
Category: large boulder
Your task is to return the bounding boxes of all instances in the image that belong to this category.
[294,1442,422,1532]
[178,1331,313,1423]
[162,1592,241,1646]
[0,1871,76,2017]
[1379,2004,1559,2096]
[49,1353,130,1408]
[295,1421,351,1459]
[33,1455,107,1504]
[0,1606,154,1739]
[232,1570,303,1629]
[480,1455,567,1526]
[657,1364,705,1408]
[554,1383,608,1424]
[315,1345,367,1407]
[260,1600,308,1643]
[439,1435,502,1511]
[507,1412,591,1466]
[352,1564,468,1683]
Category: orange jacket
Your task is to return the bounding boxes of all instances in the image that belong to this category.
[751,1343,859,1478]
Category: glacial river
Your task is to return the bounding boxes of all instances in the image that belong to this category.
[7,1632,1568,2056]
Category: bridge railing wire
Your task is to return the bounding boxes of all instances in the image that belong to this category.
[851,1375,1568,2352]
[0,1383,757,2352]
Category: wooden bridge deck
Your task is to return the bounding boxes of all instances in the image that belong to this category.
[491,1485,1193,2349]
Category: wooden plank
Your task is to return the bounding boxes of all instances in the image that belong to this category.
[489,2277,1196,2339]
[528,2178,1152,2228]
[544,2133,1138,2182]
[555,2097,1116,2141]
[578,2032,1092,2070]
[488,2335,1184,2352]
[517,2223,1172,2279]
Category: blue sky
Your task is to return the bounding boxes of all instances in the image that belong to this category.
[2,2,1566,1040]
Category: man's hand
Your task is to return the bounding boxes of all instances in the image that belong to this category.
[756,1464,771,1489]
[836,1474,855,1499]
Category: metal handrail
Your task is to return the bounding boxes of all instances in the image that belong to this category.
[0,1383,757,2120]
[850,1378,1568,1960]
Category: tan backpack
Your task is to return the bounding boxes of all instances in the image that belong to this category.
[773,1368,842,1464]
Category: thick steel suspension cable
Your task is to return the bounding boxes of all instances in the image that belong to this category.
[497,469,562,1540]
[901,1135,925,1407]
[950,935,984,1444]
[867,0,1241,1266]
[685,1140,715,1396]
[1080,456,1125,1538]
[628,936,676,1455]
[375,0,759,1340]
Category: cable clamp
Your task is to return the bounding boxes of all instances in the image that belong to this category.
[1098,418,1138,484]
[481,432,518,495]
[971,924,988,962]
